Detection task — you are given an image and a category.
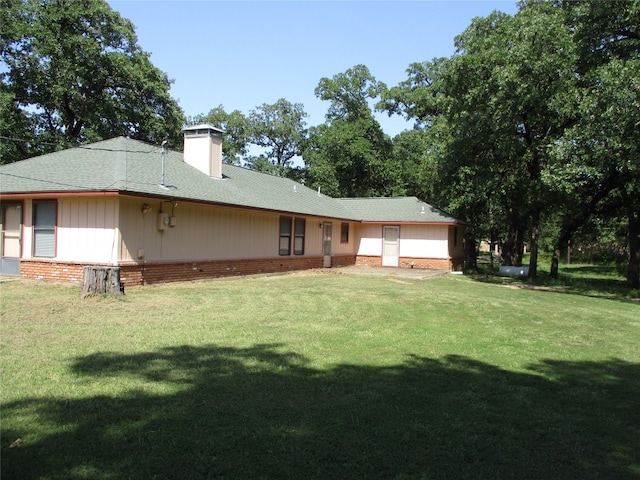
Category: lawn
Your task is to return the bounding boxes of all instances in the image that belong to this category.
[1,267,639,479]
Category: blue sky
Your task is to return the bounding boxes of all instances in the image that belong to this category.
[108,1,518,137]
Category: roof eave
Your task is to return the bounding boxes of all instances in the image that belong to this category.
[0,190,121,199]
[359,220,464,225]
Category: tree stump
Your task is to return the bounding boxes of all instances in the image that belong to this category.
[81,266,123,298]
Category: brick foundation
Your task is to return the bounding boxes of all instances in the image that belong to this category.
[356,255,462,271]
[19,254,464,287]
[329,255,357,268]
[399,257,452,270]
[118,254,358,286]
[119,257,317,286]
[18,256,359,287]
[355,256,382,267]
[20,259,88,283]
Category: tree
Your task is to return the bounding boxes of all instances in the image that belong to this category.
[378,58,451,130]
[304,65,395,197]
[0,0,184,161]
[378,60,455,200]
[0,84,36,162]
[246,98,307,173]
[551,0,640,287]
[192,106,250,165]
[382,4,578,276]
[389,129,432,199]
[556,57,640,287]
[453,4,577,277]
[305,118,394,197]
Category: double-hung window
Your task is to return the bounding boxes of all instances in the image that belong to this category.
[279,216,306,256]
[33,201,56,257]
[279,216,292,255]
[341,222,349,243]
[294,218,305,255]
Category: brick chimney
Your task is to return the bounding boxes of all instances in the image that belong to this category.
[182,124,224,179]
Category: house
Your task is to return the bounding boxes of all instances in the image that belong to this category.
[0,125,465,286]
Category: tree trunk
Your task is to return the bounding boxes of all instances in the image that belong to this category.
[465,236,478,272]
[489,239,496,269]
[82,266,123,298]
[626,210,640,289]
[503,211,519,266]
[550,248,560,278]
[515,223,527,267]
[528,210,540,278]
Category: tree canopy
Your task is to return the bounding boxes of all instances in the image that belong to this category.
[380,0,639,286]
[247,98,308,172]
[0,0,184,162]
[303,65,395,197]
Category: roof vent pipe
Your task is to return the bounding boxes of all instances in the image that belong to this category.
[161,140,167,187]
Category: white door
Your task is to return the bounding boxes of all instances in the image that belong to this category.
[323,223,332,267]
[382,226,400,267]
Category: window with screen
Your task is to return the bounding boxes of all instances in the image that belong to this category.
[294,218,305,255]
[279,216,292,255]
[33,201,56,257]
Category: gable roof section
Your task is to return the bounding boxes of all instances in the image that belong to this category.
[337,197,462,224]
[1,136,464,224]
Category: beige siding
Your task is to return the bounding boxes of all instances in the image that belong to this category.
[304,218,326,255]
[355,223,451,259]
[21,200,33,258]
[399,224,449,258]
[21,197,119,263]
[57,197,119,263]
[333,221,356,255]
[119,198,328,262]
[17,194,460,268]
[355,224,383,256]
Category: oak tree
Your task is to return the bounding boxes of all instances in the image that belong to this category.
[1,0,184,161]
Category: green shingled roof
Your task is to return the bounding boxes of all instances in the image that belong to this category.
[0,136,463,224]
[337,197,461,223]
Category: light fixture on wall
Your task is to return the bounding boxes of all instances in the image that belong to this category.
[141,204,152,214]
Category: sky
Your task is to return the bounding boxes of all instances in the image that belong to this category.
[107,1,518,138]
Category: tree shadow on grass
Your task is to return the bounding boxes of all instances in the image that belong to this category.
[2,345,639,479]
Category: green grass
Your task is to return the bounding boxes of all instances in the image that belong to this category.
[1,268,639,479]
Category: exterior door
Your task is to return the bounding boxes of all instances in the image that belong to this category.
[382,226,400,267]
[1,203,22,275]
[323,222,332,267]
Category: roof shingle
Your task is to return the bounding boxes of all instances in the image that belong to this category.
[1,137,463,224]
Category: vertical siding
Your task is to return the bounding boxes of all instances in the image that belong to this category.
[119,197,330,262]
[331,221,356,255]
[399,224,449,258]
[355,224,383,256]
[305,218,325,254]
[355,223,451,259]
[21,200,33,258]
[56,197,119,263]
